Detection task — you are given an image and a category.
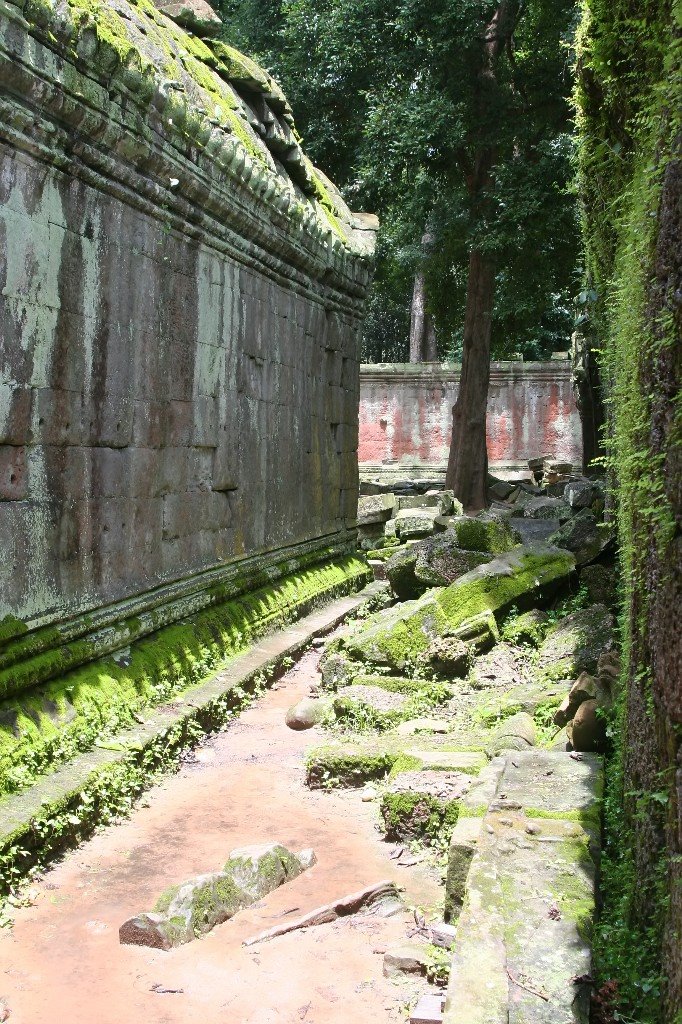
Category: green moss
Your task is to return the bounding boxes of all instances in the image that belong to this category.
[387,753,423,778]
[525,806,602,834]
[305,747,395,788]
[154,884,181,914]
[0,554,370,795]
[0,617,27,646]
[380,791,460,845]
[451,517,516,554]
[437,550,575,630]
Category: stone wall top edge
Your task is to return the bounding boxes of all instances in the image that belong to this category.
[0,0,375,293]
[359,360,573,380]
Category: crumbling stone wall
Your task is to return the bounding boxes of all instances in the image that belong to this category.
[0,0,375,652]
[358,361,582,481]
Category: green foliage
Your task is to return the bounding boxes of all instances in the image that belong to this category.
[214,0,580,360]
[575,0,681,1018]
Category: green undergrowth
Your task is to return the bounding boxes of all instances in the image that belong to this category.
[328,680,452,735]
[0,555,369,796]
[576,0,680,1015]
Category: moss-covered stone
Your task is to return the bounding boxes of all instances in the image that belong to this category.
[537,604,615,680]
[501,608,550,646]
[447,515,519,554]
[0,554,369,795]
[305,747,397,788]
[121,843,314,948]
[380,789,460,845]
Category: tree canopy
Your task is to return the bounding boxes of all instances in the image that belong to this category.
[216,0,579,363]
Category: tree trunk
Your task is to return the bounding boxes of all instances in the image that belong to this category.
[409,266,427,362]
[409,231,435,362]
[445,249,495,510]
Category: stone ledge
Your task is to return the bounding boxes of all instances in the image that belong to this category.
[443,750,602,1024]
[0,587,377,889]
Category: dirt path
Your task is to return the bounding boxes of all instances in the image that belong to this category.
[0,645,443,1024]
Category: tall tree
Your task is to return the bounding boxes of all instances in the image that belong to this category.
[215,0,578,506]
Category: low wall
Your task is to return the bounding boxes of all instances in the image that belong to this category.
[358,362,582,481]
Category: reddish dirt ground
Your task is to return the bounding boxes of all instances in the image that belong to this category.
[0,646,444,1024]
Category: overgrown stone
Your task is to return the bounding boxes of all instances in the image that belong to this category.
[549,509,615,566]
[425,636,470,678]
[538,604,615,680]
[469,643,528,691]
[515,496,573,522]
[579,562,619,608]
[380,772,466,843]
[447,515,519,554]
[343,545,575,672]
[319,651,356,691]
[502,608,549,646]
[386,535,492,599]
[120,844,314,949]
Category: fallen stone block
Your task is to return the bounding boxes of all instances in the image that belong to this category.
[158,0,222,35]
[567,698,605,752]
[383,941,431,977]
[485,711,536,757]
[447,515,519,554]
[343,545,575,671]
[357,493,397,526]
[119,843,314,949]
[395,508,441,539]
[410,992,445,1024]
[550,508,615,566]
[538,604,615,680]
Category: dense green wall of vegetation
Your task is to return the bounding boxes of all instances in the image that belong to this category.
[576,0,681,1019]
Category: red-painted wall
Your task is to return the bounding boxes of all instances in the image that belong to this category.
[359,361,582,480]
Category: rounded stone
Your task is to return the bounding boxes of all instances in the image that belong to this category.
[570,698,604,752]
[285,697,330,730]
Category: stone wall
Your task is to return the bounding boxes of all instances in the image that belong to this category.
[0,0,375,685]
[358,361,582,481]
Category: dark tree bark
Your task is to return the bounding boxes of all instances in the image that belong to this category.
[444,0,520,511]
[445,249,495,508]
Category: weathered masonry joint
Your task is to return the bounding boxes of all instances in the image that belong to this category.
[0,0,376,795]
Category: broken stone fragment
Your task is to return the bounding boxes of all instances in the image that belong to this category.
[119,843,314,949]
[285,696,331,730]
[501,607,549,647]
[319,651,355,690]
[357,492,397,526]
[425,635,470,678]
[486,712,536,757]
[549,508,615,565]
[538,604,615,680]
[394,507,441,539]
[564,479,603,509]
[553,672,599,727]
[428,922,457,949]
[567,698,605,752]
[156,0,222,36]
[383,942,430,977]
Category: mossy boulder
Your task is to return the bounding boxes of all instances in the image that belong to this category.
[447,515,519,554]
[549,509,615,566]
[380,771,467,843]
[120,843,314,949]
[579,563,619,608]
[341,545,574,673]
[223,843,315,899]
[425,636,470,678]
[386,536,492,600]
[537,604,615,680]
[501,608,550,647]
[306,746,396,788]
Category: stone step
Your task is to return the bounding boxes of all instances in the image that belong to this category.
[443,750,602,1024]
